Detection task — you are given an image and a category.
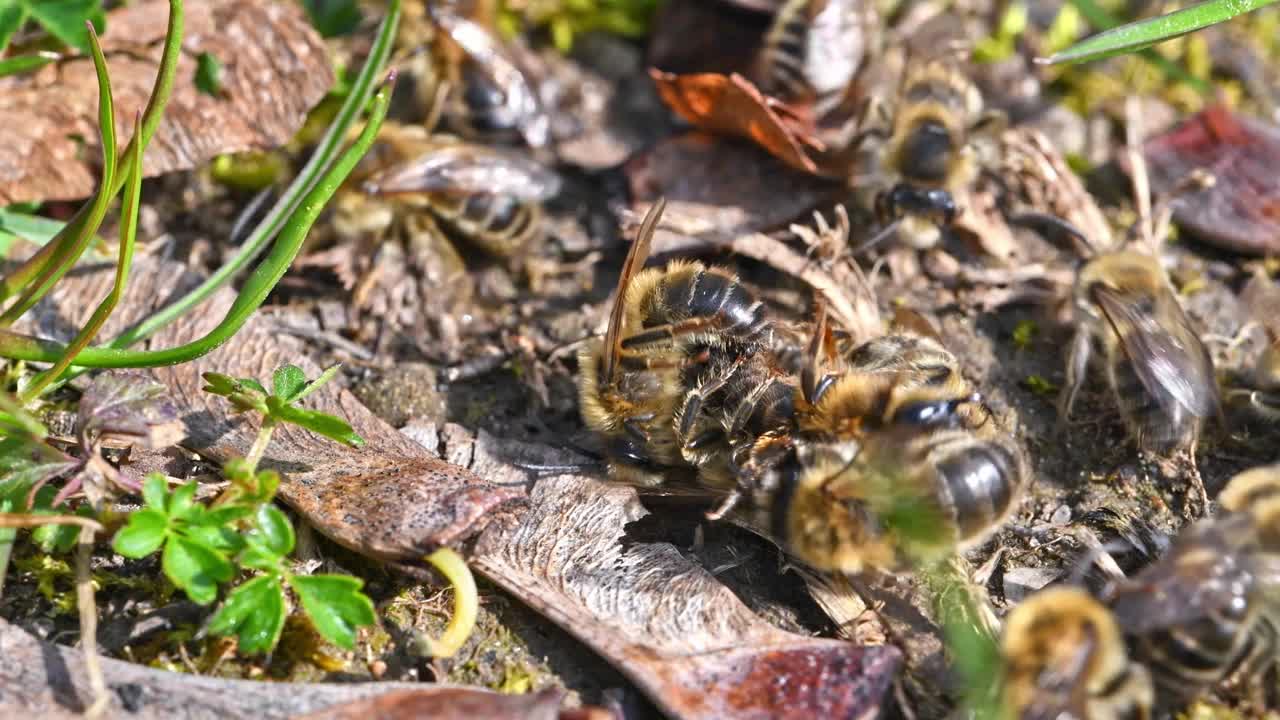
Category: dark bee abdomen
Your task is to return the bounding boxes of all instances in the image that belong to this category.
[431,192,538,256]
[733,377,796,439]
[933,440,1018,541]
[662,268,770,342]
[760,8,809,100]
[898,120,954,185]
[1133,604,1255,701]
[1109,355,1194,452]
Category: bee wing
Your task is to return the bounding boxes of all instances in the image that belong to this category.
[890,307,944,344]
[429,8,550,148]
[1092,285,1219,418]
[1107,517,1257,633]
[602,199,665,382]
[362,145,561,201]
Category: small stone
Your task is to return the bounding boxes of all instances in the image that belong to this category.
[1050,504,1072,525]
[1002,567,1060,604]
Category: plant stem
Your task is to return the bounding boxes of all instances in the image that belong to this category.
[21,111,144,402]
[0,80,393,369]
[414,547,479,658]
[0,0,182,305]
[244,422,276,475]
[98,0,401,352]
[76,524,108,718]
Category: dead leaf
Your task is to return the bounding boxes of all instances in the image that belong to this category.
[0,0,334,204]
[649,70,824,175]
[295,687,599,720]
[77,371,184,451]
[1137,104,1280,257]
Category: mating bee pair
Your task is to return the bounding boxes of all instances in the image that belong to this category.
[577,199,1029,573]
[997,465,1280,719]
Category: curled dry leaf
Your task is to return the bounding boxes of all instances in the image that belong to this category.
[649,69,824,175]
[0,0,334,205]
[1142,104,1280,257]
[77,371,183,451]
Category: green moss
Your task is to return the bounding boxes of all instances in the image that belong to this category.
[498,0,660,53]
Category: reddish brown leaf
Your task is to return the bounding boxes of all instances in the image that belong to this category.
[0,0,334,205]
[649,69,824,175]
[296,687,604,720]
[1142,104,1280,256]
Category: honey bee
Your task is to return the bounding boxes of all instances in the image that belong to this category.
[577,199,780,486]
[1218,463,1280,549]
[858,53,1004,251]
[424,3,550,148]
[756,309,1028,572]
[753,0,876,123]
[344,120,560,259]
[1059,250,1219,499]
[1102,504,1280,711]
[997,587,1155,720]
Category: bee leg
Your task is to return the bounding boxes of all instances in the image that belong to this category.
[704,490,741,522]
[618,347,712,370]
[1057,327,1092,431]
[620,316,720,349]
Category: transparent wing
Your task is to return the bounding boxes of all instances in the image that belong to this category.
[362,144,561,201]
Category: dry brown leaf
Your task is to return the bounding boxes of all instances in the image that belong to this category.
[649,69,824,175]
[0,0,334,204]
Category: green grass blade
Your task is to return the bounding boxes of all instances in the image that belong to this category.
[0,80,393,369]
[1046,0,1278,64]
[0,0,180,304]
[0,21,117,327]
[20,113,144,401]
[101,0,401,352]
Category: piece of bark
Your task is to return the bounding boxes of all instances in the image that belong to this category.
[0,0,333,204]
[17,255,902,719]
[0,617,589,720]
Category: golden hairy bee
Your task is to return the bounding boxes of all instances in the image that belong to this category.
[752,307,1029,573]
[997,587,1154,720]
[577,199,781,487]
[1059,250,1219,499]
[345,120,561,260]
[1100,480,1280,712]
[858,52,1004,251]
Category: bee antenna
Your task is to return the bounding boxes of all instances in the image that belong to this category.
[851,218,902,257]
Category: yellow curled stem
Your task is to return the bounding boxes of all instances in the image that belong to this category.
[414,547,478,658]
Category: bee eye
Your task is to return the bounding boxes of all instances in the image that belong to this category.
[893,399,960,426]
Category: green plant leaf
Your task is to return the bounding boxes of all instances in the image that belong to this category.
[0,4,28,52]
[194,51,223,96]
[1047,0,1277,64]
[271,365,307,403]
[251,504,294,557]
[207,574,286,654]
[183,522,244,554]
[0,51,59,78]
[162,534,233,605]
[25,0,106,54]
[289,574,374,650]
[240,378,268,396]
[141,473,168,511]
[167,481,199,521]
[271,403,364,447]
[302,0,361,37]
[113,508,168,557]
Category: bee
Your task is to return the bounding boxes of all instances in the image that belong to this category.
[1218,463,1280,550]
[424,3,550,148]
[753,0,876,123]
[756,309,1028,572]
[859,53,1004,251]
[348,120,560,259]
[1102,501,1280,711]
[997,587,1155,720]
[577,199,780,486]
[1059,250,1219,498]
